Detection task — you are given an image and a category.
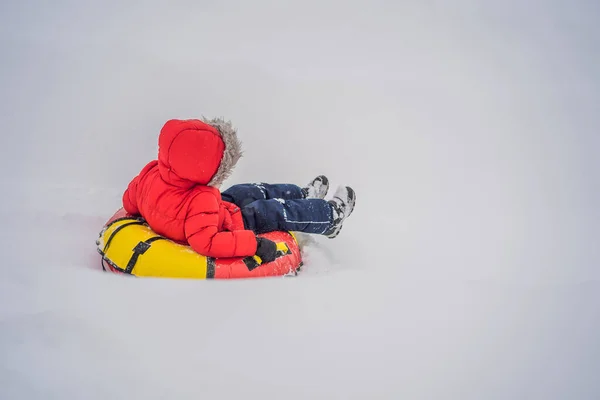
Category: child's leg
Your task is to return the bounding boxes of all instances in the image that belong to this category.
[222,182,304,208]
[241,198,333,234]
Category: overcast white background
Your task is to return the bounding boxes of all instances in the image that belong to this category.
[1,1,599,398]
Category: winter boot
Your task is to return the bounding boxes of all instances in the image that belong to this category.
[302,175,329,199]
[325,186,356,238]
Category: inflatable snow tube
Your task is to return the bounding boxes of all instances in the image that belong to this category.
[95,208,303,279]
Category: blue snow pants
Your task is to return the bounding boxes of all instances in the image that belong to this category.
[221,183,333,234]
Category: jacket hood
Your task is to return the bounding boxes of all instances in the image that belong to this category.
[157,118,242,188]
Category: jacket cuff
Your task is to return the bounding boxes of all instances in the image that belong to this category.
[237,230,258,256]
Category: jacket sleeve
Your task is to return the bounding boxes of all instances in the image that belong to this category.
[122,160,158,215]
[184,192,258,258]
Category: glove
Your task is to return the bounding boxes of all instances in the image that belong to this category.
[255,237,278,263]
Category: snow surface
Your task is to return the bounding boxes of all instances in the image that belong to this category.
[1,0,600,398]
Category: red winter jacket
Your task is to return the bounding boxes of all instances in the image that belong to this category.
[122,118,258,258]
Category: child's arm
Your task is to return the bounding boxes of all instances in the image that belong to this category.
[184,192,258,258]
[122,160,158,215]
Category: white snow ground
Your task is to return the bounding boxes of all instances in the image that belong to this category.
[1,1,600,398]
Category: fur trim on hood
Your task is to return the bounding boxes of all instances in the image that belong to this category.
[201,117,243,187]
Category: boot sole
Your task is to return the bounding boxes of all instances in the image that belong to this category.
[326,186,356,238]
[306,175,329,199]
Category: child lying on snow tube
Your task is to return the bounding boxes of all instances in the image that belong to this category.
[122,118,356,264]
